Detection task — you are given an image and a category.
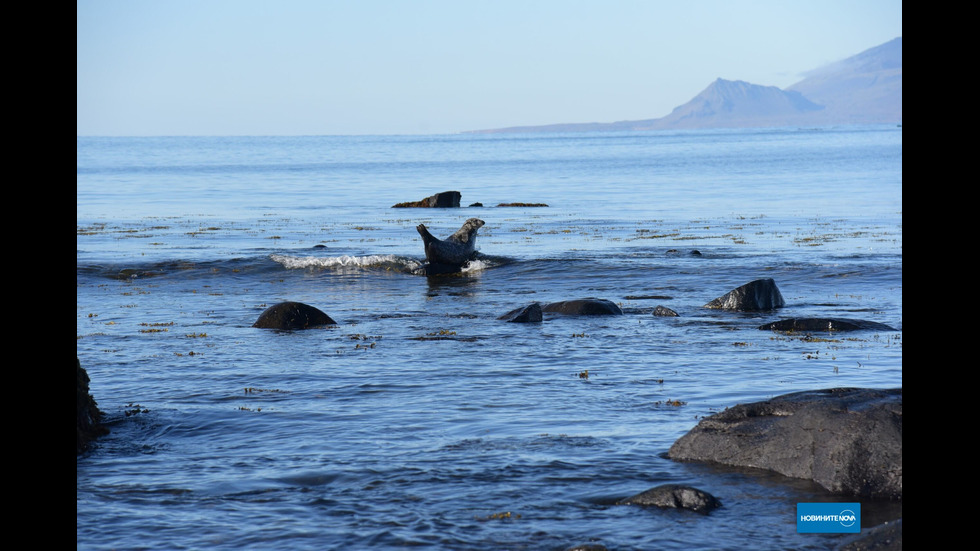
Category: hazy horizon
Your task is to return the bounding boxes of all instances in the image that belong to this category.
[77,0,902,136]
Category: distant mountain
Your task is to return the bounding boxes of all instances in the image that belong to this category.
[632,78,824,130]
[785,37,902,125]
[468,37,901,133]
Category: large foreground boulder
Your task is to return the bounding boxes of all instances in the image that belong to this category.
[77,358,109,454]
[704,278,785,311]
[759,318,897,332]
[542,299,623,316]
[253,301,337,330]
[617,484,721,514]
[668,388,902,499]
[392,190,461,208]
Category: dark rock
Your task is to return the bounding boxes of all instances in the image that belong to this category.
[498,303,543,323]
[838,518,902,551]
[468,202,483,207]
[617,484,721,514]
[496,202,548,207]
[759,318,897,332]
[653,305,679,317]
[668,388,902,499]
[413,262,466,276]
[392,191,461,208]
[542,298,623,316]
[704,278,785,311]
[77,358,109,454]
[252,301,337,330]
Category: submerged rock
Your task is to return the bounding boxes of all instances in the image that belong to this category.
[77,358,109,454]
[617,484,721,514]
[668,388,902,499]
[542,299,623,316]
[392,190,461,208]
[838,518,902,551]
[759,318,896,332]
[704,278,785,311]
[252,301,337,330]
[498,303,543,323]
[652,305,679,317]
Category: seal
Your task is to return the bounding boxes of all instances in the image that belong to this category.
[416,218,484,266]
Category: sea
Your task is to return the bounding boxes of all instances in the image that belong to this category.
[76,125,902,550]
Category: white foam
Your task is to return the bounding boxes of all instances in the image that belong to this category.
[461,259,491,272]
[271,253,422,271]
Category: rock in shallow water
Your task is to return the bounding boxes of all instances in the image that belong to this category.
[668,388,902,499]
[77,358,109,454]
[498,302,543,323]
[759,317,896,332]
[541,298,623,316]
[617,484,721,513]
[252,301,337,330]
[392,190,461,208]
[704,278,785,311]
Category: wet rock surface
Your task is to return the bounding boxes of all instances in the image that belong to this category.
[704,278,785,311]
[668,388,902,499]
[253,301,338,330]
[392,190,461,208]
[759,317,897,332]
[77,358,109,454]
[837,518,902,551]
[542,298,623,316]
[499,302,543,323]
[617,484,721,513]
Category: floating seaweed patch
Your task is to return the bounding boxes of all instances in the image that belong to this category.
[124,403,149,416]
[477,511,521,521]
[244,388,289,395]
[653,399,687,407]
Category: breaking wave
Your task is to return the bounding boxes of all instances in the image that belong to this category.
[271,253,422,272]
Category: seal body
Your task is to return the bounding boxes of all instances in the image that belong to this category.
[416,218,484,266]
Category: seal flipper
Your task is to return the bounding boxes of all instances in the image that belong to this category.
[417,224,440,263]
[416,224,436,245]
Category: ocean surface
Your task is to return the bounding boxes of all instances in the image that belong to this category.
[76,126,902,550]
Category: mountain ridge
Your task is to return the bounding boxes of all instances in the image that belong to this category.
[468,37,901,133]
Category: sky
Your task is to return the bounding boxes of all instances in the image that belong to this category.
[77,0,902,136]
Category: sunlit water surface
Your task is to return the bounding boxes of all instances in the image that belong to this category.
[77,127,902,550]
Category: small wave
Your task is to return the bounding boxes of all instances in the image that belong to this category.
[461,259,492,273]
[271,253,423,272]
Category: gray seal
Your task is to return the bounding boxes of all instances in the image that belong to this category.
[416,218,484,266]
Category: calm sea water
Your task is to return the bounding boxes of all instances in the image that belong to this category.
[77,126,902,550]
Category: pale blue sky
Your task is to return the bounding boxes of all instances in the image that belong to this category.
[77,0,901,136]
